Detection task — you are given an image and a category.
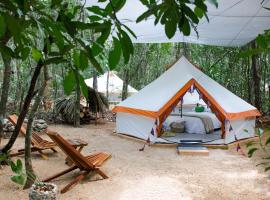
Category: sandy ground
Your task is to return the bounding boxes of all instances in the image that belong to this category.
[0,122,270,200]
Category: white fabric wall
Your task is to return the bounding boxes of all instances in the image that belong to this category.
[225,118,255,144]
[116,112,157,141]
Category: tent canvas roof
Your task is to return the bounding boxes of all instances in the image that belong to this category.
[113,56,260,120]
[85,71,138,94]
[85,0,270,47]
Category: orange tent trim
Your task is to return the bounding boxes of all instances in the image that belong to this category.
[113,79,260,119]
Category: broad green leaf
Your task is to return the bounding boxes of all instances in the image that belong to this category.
[181,17,191,36]
[78,74,89,99]
[21,47,30,61]
[123,24,137,39]
[0,44,15,58]
[10,161,19,174]
[136,9,153,23]
[11,175,26,186]
[194,0,207,12]
[4,14,22,44]
[119,30,134,63]
[44,57,67,65]
[79,50,89,71]
[32,48,42,62]
[73,49,80,68]
[89,15,102,22]
[194,7,204,18]
[92,43,103,56]
[0,15,6,38]
[105,0,126,13]
[165,20,177,39]
[16,159,23,172]
[76,40,103,73]
[248,148,258,158]
[183,5,199,24]
[63,70,76,95]
[87,6,106,17]
[108,37,122,70]
[96,26,111,45]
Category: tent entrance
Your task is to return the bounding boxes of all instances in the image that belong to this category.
[159,88,223,145]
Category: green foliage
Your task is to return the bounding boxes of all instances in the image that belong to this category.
[32,48,43,62]
[0,152,26,186]
[9,159,26,186]
[63,70,76,95]
[109,37,122,70]
[137,0,217,38]
[246,128,270,175]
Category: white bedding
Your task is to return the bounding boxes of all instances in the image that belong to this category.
[165,111,221,134]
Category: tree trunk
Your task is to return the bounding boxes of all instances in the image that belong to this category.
[175,43,181,59]
[183,42,189,59]
[93,70,98,90]
[106,71,109,98]
[251,41,261,111]
[24,66,49,189]
[247,57,252,104]
[15,60,23,113]
[0,61,43,154]
[121,69,129,101]
[74,70,80,127]
[268,85,270,114]
[0,58,12,142]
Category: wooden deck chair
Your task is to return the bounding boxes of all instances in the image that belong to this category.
[43,131,111,193]
[8,114,57,159]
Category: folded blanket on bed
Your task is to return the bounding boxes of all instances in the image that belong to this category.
[183,113,214,134]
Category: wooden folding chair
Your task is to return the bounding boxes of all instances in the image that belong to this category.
[8,114,57,159]
[43,131,111,193]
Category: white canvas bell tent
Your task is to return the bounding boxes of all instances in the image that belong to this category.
[85,71,138,104]
[113,56,260,144]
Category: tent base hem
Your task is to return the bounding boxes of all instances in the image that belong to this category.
[114,132,258,150]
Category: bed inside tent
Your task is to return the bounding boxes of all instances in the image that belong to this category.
[160,90,224,145]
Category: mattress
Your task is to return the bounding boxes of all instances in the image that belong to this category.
[165,111,221,134]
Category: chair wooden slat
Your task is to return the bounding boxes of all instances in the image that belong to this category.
[44,131,111,193]
[8,114,57,156]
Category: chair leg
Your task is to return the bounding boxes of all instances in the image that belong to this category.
[43,165,78,182]
[61,171,89,194]
[96,168,109,179]
[10,147,40,157]
[50,148,57,153]
[38,151,49,160]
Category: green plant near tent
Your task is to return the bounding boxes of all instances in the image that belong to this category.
[246,128,270,174]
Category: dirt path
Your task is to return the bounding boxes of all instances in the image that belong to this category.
[0,123,269,200]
